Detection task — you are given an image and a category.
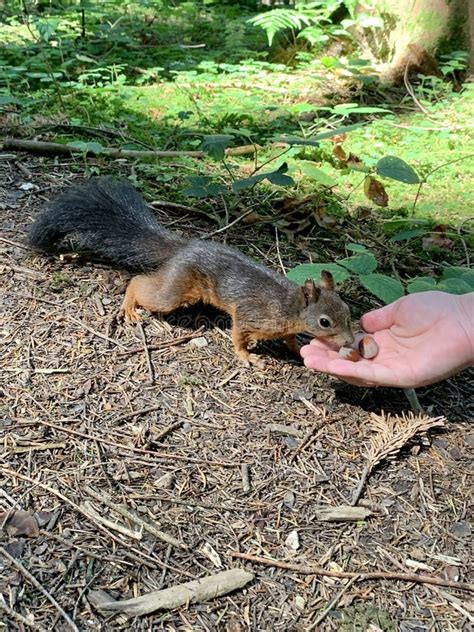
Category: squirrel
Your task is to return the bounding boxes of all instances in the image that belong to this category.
[28,177,354,366]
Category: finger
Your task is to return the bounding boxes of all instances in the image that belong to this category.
[303,349,397,387]
[361,300,400,333]
[300,343,337,362]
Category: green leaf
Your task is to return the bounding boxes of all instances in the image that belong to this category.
[436,278,473,295]
[277,136,320,147]
[359,274,405,304]
[407,277,437,294]
[232,163,293,192]
[376,156,420,184]
[298,162,335,186]
[441,266,474,288]
[345,243,369,253]
[76,54,97,64]
[287,263,351,285]
[312,122,365,140]
[182,175,226,198]
[332,104,391,114]
[201,134,234,161]
[338,253,377,274]
[70,141,104,154]
[389,228,426,242]
[267,171,294,186]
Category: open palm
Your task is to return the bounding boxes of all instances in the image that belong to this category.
[301,292,473,388]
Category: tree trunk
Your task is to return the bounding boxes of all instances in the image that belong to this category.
[357,0,455,82]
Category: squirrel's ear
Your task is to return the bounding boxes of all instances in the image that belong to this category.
[320,270,335,290]
[302,279,321,305]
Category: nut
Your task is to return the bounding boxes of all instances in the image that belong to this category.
[338,346,361,362]
[358,335,379,359]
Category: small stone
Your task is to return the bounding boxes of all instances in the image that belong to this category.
[450,521,471,538]
[294,595,306,611]
[283,436,299,449]
[102,297,112,305]
[189,336,208,348]
[285,529,300,551]
[154,472,174,489]
[283,490,295,510]
[464,434,474,448]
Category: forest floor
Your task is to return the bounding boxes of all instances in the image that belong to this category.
[1,154,473,631]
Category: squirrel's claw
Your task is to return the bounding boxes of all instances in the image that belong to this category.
[118,307,141,325]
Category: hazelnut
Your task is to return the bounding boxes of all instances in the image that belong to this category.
[338,346,361,362]
[358,335,379,359]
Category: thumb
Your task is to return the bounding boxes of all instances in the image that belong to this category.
[362,300,399,333]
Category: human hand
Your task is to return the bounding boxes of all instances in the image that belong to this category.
[301,291,474,388]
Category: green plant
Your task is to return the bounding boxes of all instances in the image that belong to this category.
[248,0,384,50]
[288,244,474,305]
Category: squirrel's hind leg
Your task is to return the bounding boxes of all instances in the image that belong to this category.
[119,273,186,324]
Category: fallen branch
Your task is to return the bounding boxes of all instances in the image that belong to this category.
[91,568,254,617]
[229,551,474,593]
[2,138,258,159]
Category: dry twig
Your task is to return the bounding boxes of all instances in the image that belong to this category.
[229,551,474,593]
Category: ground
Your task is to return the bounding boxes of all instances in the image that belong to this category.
[1,154,473,631]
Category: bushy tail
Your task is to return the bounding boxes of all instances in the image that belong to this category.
[28,177,184,271]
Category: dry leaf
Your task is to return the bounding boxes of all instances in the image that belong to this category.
[422,224,454,251]
[0,510,40,538]
[313,206,338,229]
[364,176,388,207]
[333,144,347,162]
[330,133,347,145]
[346,154,365,170]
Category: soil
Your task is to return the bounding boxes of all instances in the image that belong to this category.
[1,156,473,631]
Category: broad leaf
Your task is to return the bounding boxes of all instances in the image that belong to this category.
[345,243,369,253]
[441,266,474,288]
[338,253,377,274]
[389,228,426,242]
[232,163,293,191]
[407,277,437,294]
[312,123,365,140]
[287,263,350,285]
[298,162,335,186]
[359,274,404,304]
[201,135,234,161]
[277,136,320,147]
[376,156,420,184]
[436,278,472,295]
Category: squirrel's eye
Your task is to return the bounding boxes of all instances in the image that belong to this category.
[319,316,332,329]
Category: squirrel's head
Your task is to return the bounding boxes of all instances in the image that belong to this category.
[299,271,354,348]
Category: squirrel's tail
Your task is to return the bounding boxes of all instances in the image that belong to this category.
[28,177,184,271]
